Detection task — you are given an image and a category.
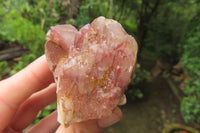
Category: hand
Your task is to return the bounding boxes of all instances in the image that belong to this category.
[0,55,122,133]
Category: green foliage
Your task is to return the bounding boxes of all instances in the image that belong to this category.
[181,96,200,123]
[66,0,93,29]
[184,79,200,96]
[0,0,59,74]
[0,0,60,30]
[66,0,112,29]
[127,64,150,100]
[67,0,138,35]
[20,0,60,30]
[0,61,10,79]
[180,11,200,123]
[145,0,198,64]
[181,25,200,77]
[0,10,46,73]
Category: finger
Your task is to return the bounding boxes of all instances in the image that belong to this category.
[56,107,122,133]
[0,55,54,131]
[10,83,57,131]
[1,127,21,133]
[27,111,59,133]
[97,107,122,128]
[0,55,54,108]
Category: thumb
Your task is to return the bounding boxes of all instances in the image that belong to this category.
[56,107,122,133]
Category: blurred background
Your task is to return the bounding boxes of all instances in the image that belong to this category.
[0,0,200,132]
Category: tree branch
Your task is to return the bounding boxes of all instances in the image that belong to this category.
[0,47,29,61]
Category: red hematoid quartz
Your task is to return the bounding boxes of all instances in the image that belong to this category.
[45,16,138,126]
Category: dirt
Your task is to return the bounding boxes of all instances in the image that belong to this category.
[102,76,186,133]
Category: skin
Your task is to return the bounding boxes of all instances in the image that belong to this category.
[0,55,122,133]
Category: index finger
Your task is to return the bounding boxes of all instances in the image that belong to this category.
[0,55,54,131]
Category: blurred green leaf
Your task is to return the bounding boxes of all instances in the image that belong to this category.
[0,61,10,79]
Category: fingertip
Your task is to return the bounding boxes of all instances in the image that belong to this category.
[27,111,59,133]
[10,83,57,131]
[97,107,122,128]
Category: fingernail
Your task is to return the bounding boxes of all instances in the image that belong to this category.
[97,108,122,128]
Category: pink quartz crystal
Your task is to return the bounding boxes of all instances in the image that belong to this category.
[45,16,138,126]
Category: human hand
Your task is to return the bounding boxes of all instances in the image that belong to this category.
[0,55,122,133]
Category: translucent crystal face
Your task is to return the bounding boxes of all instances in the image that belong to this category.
[45,16,138,126]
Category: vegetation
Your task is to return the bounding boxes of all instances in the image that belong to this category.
[127,64,150,100]
[0,61,10,79]
[0,0,200,126]
[180,11,200,123]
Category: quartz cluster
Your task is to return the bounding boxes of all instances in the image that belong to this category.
[45,16,138,126]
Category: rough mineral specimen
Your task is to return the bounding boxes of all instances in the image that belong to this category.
[45,16,138,127]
